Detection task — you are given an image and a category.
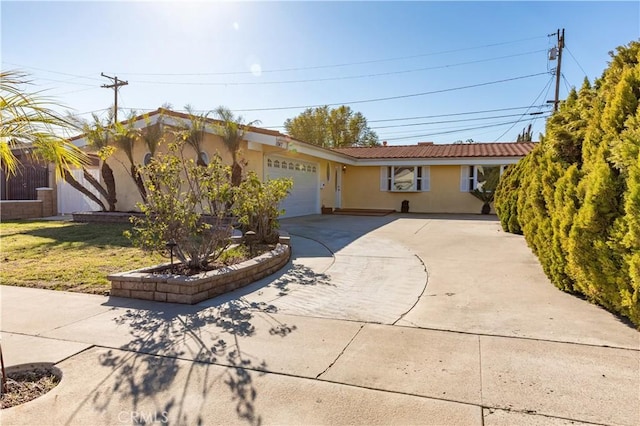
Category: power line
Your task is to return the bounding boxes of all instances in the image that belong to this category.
[234,72,549,112]
[262,105,550,129]
[370,105,550,123]
[128,49,547,87]
[384,115,552,141]
[109,35,548,77]
[493,75,555,142]
[369,111,548,130]
[565,45,589,79]
[2,61,103,82]
[561,74,572,93]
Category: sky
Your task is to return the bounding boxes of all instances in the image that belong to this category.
[2,1,639,145]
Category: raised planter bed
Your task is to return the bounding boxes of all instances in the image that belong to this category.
[72,211,143,224]
[108,241,291,304]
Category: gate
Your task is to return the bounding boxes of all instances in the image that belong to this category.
[0,165,49,200]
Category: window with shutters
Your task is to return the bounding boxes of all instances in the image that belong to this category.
[380,166,430,192]
[460,165,506,191]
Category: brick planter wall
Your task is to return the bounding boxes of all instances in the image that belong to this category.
[72,211,144,224]
[0,200,43,220]
[0,187,56,220]
[108,243,291,304]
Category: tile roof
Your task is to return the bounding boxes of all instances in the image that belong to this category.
[333,142,536,159]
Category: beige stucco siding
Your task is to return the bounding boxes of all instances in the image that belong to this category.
[107,132,244,212]
[342,165,486,214]
[106,131,347,213]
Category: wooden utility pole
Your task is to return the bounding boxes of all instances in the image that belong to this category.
[101,73,128,123]
[553,29,565,112]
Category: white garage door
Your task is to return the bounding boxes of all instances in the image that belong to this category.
[265,156,319,218]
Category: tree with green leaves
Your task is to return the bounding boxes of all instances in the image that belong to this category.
[232,172,293,244]
[76,112,119,211]
[1,70,87,181]
[470,165,501,214]
[494,40,640,327]
[173,105,209,167]
[516,124,533,142]
[111,112,148,202]
[213,106,260,186]
[127,139,235,269]
[284,105,379,148]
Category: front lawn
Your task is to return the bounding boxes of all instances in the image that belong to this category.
[0,220,165,294]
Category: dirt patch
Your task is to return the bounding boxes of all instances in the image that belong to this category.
[1,366,60,409]
[152,243,276,276]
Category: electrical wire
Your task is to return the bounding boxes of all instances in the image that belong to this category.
[128,49,547,87]
[492,75,554,142]
[369,112,548,130]
[233,72,549,112]
[262,105,551,128]
[2,61,104,82]
[383,115,552,141]
[109,35,548,76]
[562,73,573,93]
[565,45,590,79]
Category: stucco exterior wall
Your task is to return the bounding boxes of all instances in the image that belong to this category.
[342,165,487,214]
[107,132,248,212]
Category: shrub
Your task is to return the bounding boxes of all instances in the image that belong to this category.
[494,40,640,327]
[495,158,528,234]
[126,141,234,269]
[233,172,293,244]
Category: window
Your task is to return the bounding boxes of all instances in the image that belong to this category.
[289,162,294,170]
[267,159,273,168]
[460,165,504,192]
[143,152,153,166]
[281,161,286,168]
[380,166,430,192]
[198,151,209,165]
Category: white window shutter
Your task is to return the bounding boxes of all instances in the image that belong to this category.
[380,166,388,191]
[460,165,470,192]
[422,166,430,191]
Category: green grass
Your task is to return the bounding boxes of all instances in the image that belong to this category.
[0,220,165,294]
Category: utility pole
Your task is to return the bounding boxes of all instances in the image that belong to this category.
[101,73,128,123]
[552,29,565,112]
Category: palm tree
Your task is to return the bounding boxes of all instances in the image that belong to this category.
[80,113,118,211]
[170,105,209,167]
[213,106,260,186]
[112,112,147,202]
[1,70,87,178]
[140,111,164,158]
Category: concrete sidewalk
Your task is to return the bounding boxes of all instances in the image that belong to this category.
[1,214,638,425]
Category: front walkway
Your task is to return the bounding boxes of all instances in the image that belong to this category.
[1,214,638,425]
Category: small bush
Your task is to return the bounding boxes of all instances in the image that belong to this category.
[126,141,234,269]
[233,172,293,244]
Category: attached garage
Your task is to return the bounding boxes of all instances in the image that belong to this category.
[265,156,319,218]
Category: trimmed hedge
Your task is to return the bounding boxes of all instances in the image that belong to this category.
[495,41,640,327]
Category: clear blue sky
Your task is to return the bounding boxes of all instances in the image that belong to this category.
[2,1,639,145]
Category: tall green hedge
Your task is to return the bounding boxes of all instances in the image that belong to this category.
[494,41,640,327]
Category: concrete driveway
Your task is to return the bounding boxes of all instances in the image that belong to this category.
[1,214,638,425]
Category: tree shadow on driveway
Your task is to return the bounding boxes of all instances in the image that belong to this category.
[78,298,297,425]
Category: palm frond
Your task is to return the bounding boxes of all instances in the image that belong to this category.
[1,70,87,176]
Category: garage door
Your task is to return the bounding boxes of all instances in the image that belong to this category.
[266,156,319,218]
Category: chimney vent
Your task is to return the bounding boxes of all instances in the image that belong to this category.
[382,141,388,146]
